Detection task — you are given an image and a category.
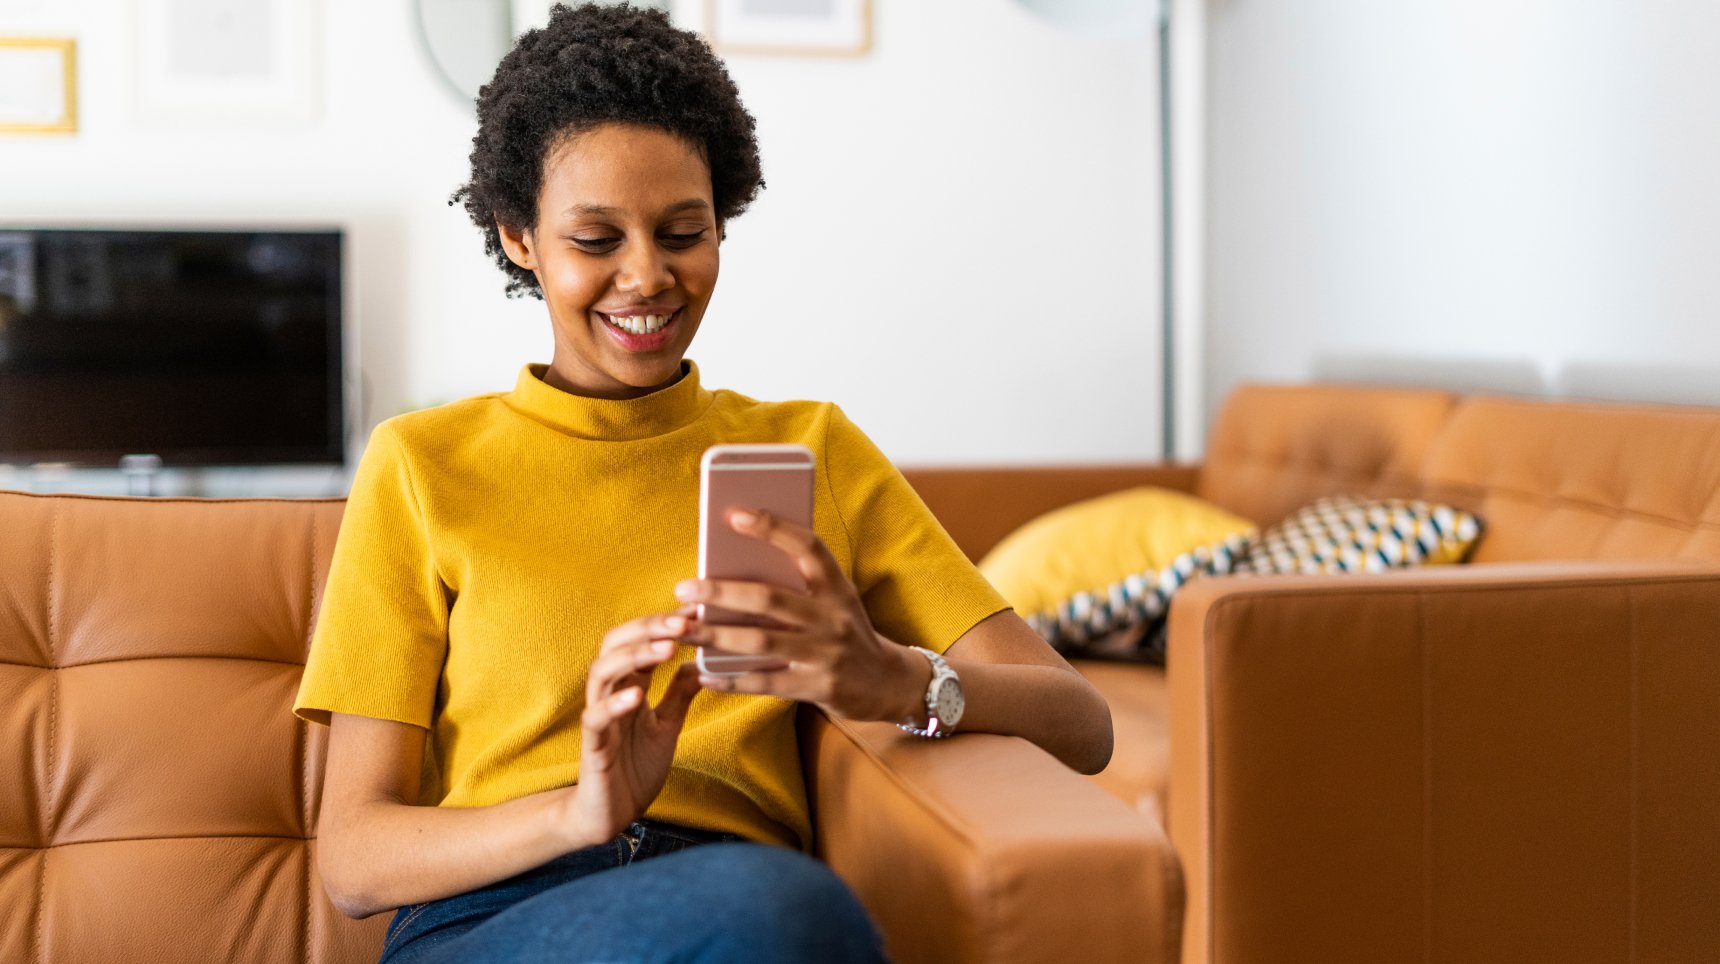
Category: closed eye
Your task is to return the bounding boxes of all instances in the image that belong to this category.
[568,231,707,252]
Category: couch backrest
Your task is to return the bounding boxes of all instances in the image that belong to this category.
[1203,384,1720,566]
[1420,396,1720,564]
[0,491,385,964]
[1197,384,1458,527]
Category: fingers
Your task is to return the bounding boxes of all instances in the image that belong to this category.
[727,508,845,593]
[650,663,703,733]
[588,637,681,701]
[600,612,691,655]
[581,685,644,762]
[689,621,820,659]
[697,666,806,700]
[675,578,822,627]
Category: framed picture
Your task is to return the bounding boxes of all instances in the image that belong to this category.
[133,0,321,124]
[704,0,872,57]
[0,37,77,134]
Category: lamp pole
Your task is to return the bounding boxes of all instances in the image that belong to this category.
[1157,0,1176,461]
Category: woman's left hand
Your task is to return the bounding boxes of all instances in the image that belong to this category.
[674,508,923,723]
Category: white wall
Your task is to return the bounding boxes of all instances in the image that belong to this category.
[1205,0,1720,421]
[0,0,1161,496]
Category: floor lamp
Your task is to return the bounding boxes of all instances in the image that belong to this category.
[1016,0,1178,459]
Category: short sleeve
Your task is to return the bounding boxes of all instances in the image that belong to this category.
[293,421,449,729]
[823,405,1011,654]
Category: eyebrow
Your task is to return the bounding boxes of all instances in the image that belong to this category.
[562,198,711,218]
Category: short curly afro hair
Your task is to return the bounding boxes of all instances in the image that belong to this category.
[452,3,764,299]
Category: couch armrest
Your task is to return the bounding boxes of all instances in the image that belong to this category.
[1167,562,1720,964]
[800,709,1184,964]
[902,463,1203,562]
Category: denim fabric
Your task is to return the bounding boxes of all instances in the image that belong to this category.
[376,818,888,964]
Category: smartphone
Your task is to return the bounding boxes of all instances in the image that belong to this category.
[694,443,816,676]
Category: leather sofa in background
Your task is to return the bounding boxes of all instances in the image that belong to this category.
[0,492,1176,964]
[905,383,1720,964]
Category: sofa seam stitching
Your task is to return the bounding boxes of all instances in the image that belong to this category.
[2,833,317,849]
[1202,596,1221,962]
[0,654,314,670]
[1195,573,1718,606]
[1419,591,1433,964]
[34,501,59,964]
[0,491,347,505]
[302,508,318,964]
[1421,480,1720,534]
[1627,584,1639,964]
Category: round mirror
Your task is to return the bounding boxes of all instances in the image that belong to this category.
[416,0,671,106]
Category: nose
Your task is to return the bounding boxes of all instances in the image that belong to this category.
[615,238,674,297]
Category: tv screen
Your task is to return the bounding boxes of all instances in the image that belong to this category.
[0,228,344,468]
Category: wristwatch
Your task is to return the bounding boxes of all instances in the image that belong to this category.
[897,646,964,739]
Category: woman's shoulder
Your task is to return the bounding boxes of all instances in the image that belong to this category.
[707,387,863,442]
[363,391,511,461]
[706,390,897,478]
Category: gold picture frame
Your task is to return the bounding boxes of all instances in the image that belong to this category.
[704,0,873,58]
[0,37,78,134]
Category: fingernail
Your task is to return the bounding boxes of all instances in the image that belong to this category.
[674,581,701,601]
[730,508,757,527]
[653,640,675,655]
[667,615,687,633]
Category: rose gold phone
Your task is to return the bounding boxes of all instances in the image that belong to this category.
[695,444,816,676]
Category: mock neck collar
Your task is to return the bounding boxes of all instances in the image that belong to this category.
[503,359,713,441]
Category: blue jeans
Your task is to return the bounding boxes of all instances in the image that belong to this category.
[376,819,888,964]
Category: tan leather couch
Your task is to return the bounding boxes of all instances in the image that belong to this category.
[905,384,1720,964]
[0,491,1175,964]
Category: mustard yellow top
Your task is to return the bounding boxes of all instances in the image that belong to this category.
[293,360,1009,849]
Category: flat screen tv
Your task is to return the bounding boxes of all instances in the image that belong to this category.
[0,227,345,468]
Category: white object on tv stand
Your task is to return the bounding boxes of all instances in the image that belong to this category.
[120,454,164,496]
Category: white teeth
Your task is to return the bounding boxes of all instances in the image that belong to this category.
[604,312,672,335]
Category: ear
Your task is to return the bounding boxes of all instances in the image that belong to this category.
[496,220,537,270]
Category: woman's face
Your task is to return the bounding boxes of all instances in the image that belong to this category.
[499,122,720,399]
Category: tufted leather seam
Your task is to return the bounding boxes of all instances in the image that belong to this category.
[1627,585,1640,964]
[1418,592,1434,964]
[1422,481,1720,533]
[33,501,59,964]
[1,833,316,849]
[1203,455,1419,481]
[1200,597,1219,963]
[0,655,313,670]
[301,508,319,964]
[0,491,347,505]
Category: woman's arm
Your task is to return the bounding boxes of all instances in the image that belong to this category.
[894,610,1114,774]
[318,612,703,919]
[681,509,1114,774]
[317,712,584,919]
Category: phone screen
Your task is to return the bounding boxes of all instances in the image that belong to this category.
[696,444,815,673]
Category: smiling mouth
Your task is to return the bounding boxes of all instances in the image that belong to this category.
[599,310,676,335]
[595,307,682,351]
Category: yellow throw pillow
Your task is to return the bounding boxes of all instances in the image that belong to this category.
[978,487,1257,650]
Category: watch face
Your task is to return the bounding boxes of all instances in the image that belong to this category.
[933,678,965,728]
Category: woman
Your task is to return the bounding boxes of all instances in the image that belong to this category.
[293,5,1112,962]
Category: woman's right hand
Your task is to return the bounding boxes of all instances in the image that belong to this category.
[557,610,703,848]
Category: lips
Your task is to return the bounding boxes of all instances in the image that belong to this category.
[596,307,681,353]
